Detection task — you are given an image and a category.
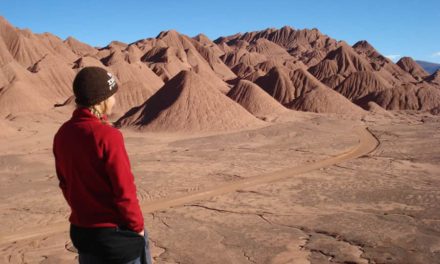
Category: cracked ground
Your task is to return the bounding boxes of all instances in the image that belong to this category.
[0,110,439,263]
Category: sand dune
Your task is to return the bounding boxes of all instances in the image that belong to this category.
[255,66,296,105]
[353,40,416,86]
[1,15,437,120]
[358,83,440,111]
[309,43,373,87]
[397,56,429,80]
[227,79,287,117]
[64,36,97,56]
[289,85,366,116]
[116,70,264,132]
[335,71,391,101]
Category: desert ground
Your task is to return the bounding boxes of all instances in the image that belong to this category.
[0,108,439,264]
[1,15,440,263]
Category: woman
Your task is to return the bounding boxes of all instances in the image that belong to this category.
[53,66,153,264]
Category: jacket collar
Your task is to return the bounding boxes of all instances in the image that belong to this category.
[72,107,109,122]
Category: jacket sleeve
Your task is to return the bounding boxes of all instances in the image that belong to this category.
[53,136,69,205]
[103,129,144,232]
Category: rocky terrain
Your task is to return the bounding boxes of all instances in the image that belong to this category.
[0,16,439,263]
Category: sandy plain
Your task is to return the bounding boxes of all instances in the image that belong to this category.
[0,108,439,264]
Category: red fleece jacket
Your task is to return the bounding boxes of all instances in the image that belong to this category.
[53,107,144,232]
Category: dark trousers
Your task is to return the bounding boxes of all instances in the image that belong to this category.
[78,230,152,264]
[71,225,153,264]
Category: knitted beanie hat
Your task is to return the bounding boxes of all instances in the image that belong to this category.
[73,67,119,107]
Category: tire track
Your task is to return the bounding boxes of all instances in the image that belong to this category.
[0,126,379,246]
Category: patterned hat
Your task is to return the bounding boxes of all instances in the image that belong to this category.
[73,67,118,106]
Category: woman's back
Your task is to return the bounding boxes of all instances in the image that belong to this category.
[53,106,144,232]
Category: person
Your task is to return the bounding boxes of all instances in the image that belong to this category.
[52,66,153,264]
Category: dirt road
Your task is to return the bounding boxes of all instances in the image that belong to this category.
[0,126,379,246]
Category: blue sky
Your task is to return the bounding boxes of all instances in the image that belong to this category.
[1,0,439,63]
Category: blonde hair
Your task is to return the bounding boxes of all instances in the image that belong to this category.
[76,103,113,126]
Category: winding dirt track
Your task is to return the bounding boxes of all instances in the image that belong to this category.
[0,126,379,246]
